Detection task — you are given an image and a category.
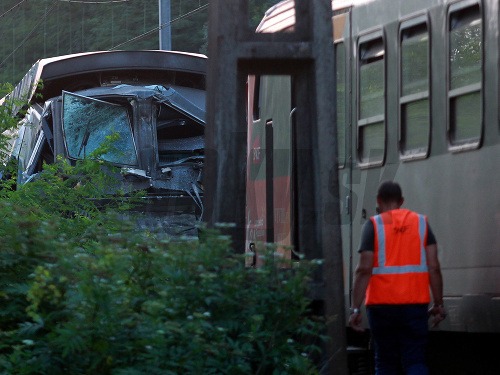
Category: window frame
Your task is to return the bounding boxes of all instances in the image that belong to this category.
[252,75,261,122]
[356,30,386,168]
[398,15,431,161]
[61,91,139,167]
[446,0,483,152]
[335,41,347,169]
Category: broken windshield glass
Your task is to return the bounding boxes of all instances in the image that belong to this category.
[62,91,138,166]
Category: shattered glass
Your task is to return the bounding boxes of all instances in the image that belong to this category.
[62,91,138,166]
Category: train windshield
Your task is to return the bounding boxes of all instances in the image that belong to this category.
[62,91,138,166]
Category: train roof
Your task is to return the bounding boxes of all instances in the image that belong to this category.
[256,0,355,33]
[1,50,207,115]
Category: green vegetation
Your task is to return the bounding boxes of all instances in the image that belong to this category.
[0,95,325,374]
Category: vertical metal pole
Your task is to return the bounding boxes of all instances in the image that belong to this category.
[159,0,172,50]
[44,3,47,56]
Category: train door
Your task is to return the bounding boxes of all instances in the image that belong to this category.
[333,8,353,310]
[246,75,293,266]
[245,7,353,273]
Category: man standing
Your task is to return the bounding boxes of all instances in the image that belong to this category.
[349,181,446,374]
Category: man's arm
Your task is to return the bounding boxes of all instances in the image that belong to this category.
[349,251,374,332]
[425,243,446,326]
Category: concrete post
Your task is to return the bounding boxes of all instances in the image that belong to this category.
[205,1,347,373]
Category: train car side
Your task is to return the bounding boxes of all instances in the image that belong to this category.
[246,0,500,343]
[347,0,499,334]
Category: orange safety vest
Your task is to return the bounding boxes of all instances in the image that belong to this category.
[365,209,430,305]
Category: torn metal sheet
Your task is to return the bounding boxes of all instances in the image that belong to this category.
[1,50,207,237]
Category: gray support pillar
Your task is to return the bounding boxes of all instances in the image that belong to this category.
[159,0,171,50]
[205,1,347,373]
[310,3,346,372]
[205,0,248,253]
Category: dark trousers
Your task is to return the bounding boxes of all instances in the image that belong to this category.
[367,304,429,375]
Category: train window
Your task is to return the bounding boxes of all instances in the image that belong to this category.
[335,42,346,167]
[399,20,430,159]
[448,2,482,149]
[155,98,205,166]
[16,124,32,178]
[357,35,385,166]
[62,91,138,166]
[252,75,261,121]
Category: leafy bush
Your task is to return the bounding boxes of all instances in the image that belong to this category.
[0,158,325,374]
[0,83,21,168]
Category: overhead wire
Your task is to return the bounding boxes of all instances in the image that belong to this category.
[58,0,129,3]
[109,2,209,50]
[0,0,27,20]
[0,1,209,71]
[0,0,59,69]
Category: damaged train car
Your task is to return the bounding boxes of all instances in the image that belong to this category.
[1,50,206,237]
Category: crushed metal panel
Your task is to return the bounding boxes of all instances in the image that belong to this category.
[1,50,206,113]
[1,50,207,238]
[256,0,296,32]
[256,0,353,33]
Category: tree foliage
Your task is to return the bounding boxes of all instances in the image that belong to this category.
[0,178,325,373]
[0,99,325,374]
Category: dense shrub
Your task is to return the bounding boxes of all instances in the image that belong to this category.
[0,157,325,374]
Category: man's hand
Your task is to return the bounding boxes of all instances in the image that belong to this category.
[349,312,364,332]
[428,304,447,327]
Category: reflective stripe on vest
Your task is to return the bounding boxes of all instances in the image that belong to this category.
[372,214,428,275]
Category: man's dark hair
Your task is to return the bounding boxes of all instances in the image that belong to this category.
[377,181,403,203]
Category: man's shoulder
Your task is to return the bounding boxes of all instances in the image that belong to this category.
[358,220,375,252]
[397,209,427,219]
[362,219,375,229]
